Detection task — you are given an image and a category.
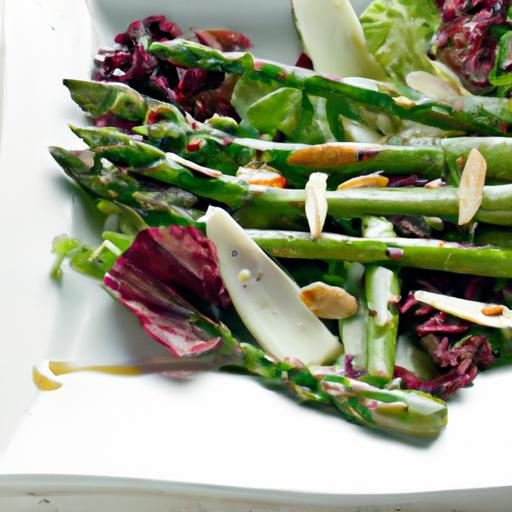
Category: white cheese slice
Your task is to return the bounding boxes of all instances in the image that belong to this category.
[414,290,512,329]
[202,207,342,365]
[292,0,385,79]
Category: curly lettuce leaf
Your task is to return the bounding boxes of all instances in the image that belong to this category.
[360,0,440,82]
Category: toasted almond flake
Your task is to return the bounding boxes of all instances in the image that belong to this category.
[424,178,446,189]
[429,61,473,96]
[458,148,487,225]
[336,173,389,191]
[482,305,505,316]
[393,95,416,109]
[414,290,512,328]
[288,144,363,168]
[166,152,222,178]
[305,172,328,240]
[236,165,286,188]
[406,71,460,101]
[299,281,357,320]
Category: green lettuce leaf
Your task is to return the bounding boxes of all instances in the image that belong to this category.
[231,74,338,144]
[360,0,440,83]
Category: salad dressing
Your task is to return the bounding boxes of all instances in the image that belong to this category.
[33,362,142,391]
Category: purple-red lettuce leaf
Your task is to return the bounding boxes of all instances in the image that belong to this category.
[430,1,511,94]
[103,225,232,358]
[194,29,252,52]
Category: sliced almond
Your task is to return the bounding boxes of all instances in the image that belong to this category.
[288,144,361,168]
[336,173,389,191]
[406,71,460,101]
[166,152,222,178]
[424,178,446,189]
[236,165,286,188]
[393,96,416,109]
[300,281,357,320]
[458,148,487,225]
[414,290,512,329]
[305,172,328,240]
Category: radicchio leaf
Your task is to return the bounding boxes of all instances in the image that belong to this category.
[430,1,511,93]
[194,29,252,52]
[93,15,252,121]
[103,225,231,357]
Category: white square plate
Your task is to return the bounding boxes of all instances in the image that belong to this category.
[1,1,511,510]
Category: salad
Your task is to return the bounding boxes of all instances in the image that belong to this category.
[46,0,512,439]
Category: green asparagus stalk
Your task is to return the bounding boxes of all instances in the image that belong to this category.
[248,229,512,278]
[48,146,200,227]
[97,222,512,279]
[244,344,447,437]
[441,137,512,184]
[63,78,181,125]
[239,185,512,227]
[150,39,512,136]
[321,374,447,437]
[362,217,400,384]
[339,263,368,371]
[68,125,254,208]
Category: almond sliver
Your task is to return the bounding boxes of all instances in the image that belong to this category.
[300,281,357,320]
[305,172,328,240]
[458,148,487,225]
[337,173,389,191]
[236,166,286,188]
[414,290,512,328]
[166,152,222,178]
[406,71,459,101]
[288,144,361,168]
[393,96,416,109]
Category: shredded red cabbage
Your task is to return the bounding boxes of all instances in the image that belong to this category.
[416,311,469,337]
[395,334,495,399]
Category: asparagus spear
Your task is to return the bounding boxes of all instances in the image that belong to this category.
[48,146,200,227]
[339,263,368,371]
[64,78,179,124]
[150,39,512,136]
[96,219,512,280]
[441,137,512,184]
[362,217,400,384]
[248,229,512,278]
[320,374,446,437]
